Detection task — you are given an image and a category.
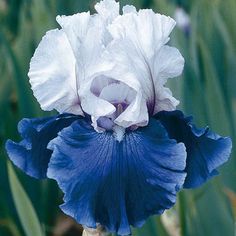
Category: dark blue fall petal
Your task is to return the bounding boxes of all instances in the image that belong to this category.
[5,114,78,179]
[156,110,232,189]
[47,118,187,235]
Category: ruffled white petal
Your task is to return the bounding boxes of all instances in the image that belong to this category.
[102,42,149,127]
[77,55,114,122]
[56,12,109,75]
[57,11,114,121]
[75,26,112,83]
[152,46,184,114]
[94,0,120,45]
[95,82,137,130]
[79,75,116,127]
[154,87,179,113]
[28,0,185,131]
[56,12,91,59]
[153,45,184,84]
[28,29,82,115]
[80,92,116,120]
[99,83,136,105]
[122,5,137,14]
[106,38,151,98]
[95,0,119,21]
[102,38,151,126]
[90,76,115,96]
[108,10,176,59]
[107,9,182,116]
[114,93,148,128]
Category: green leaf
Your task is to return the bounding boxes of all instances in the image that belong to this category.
[0,29,38,117]
[7,162,45,236]
[0,218,21,236]
[132,216,169,236]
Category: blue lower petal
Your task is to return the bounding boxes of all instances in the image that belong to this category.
[5,114,78,179]
[47,118,187,235]
[156,110,232,188]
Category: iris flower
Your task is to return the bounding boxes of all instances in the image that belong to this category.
[6,0,232,235]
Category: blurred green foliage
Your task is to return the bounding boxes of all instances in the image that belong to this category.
[0,0,236,235]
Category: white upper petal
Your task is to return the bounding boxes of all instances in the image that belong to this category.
[94,0,120,45]
[100,50,149,128]
[102,37,152,125]
[28,29,82,115]
[107,9,183,115]
[95,0,119,21]
[57,11,114,120]
[80,92,116,119]
[56,12,91,59]
[90,81,148,130]
[122,5,137,14]
[99,83,136,104]
[114,92,148,128]
[56,12,110,76]
[153,45,184,84]
[29,1,184,130]
[97,82,137,129]
[152,45,184,114]
[108,10,176,59]
[90,75,115,96]
[79,75,116,122]
[154,87,180,113]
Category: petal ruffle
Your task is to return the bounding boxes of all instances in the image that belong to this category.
[94,0,123,46]
[95,0,119,22]
[57,11,115,122]
[108,10,175,59]
[47,118,186,235]
[5,114,78,179]
[106,10,182,118]
[56,12,112,80]
[28,29,82,115]
[156,110,232,188]
[56,12,91,59]
[153,46,184,114]
[122,5,137,14]
[153,46,184,85]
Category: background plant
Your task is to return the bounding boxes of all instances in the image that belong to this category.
[0,0,235,235]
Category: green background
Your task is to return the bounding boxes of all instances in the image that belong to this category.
[0,0,236,235]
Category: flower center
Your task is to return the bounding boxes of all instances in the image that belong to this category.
[96,102,128,128]
[112,124,126,142]
[90,75,136,133]
[97,102,127,141]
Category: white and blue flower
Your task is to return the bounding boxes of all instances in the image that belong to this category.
[5,0,232,235]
